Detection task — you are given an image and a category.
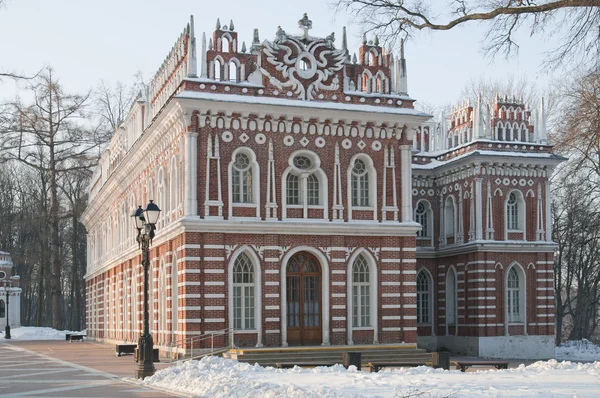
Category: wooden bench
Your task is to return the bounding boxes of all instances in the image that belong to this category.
[455,360,509,372]
[116,344,137,357]
[275,362,337,369]
[368,362,429,373]
[65,333,71,341]
[68,334,85,342]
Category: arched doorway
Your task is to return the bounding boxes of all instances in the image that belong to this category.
[286,252,322,345]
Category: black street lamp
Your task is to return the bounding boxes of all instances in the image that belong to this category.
[131,200,161,379]
[2,278,12,340]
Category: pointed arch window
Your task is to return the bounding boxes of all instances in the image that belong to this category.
[229,61,238,82]
[505,190,525,235]
[214,59,222,80]
[351,159,369,206]
[415,201,428,237]
[232,153,252,203]
[507,267,521,323]
[232,253,255,330]
[352,255,371,327]
[416,271,431,324]
[507,192,518,230]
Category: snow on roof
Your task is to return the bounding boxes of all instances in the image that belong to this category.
[413,150,565,170]
[176,91,431,118]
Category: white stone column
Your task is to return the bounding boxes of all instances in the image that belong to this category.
[545,178,552,241]
[184,131,198,216]
[475,178,483,240]
[400,145,413,222]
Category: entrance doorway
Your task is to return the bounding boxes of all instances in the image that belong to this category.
[286,252,322,345]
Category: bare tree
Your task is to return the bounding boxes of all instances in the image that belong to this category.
[334,0,600,67]
[0,68,101,330]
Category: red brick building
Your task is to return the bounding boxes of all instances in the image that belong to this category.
[82,14,563,359]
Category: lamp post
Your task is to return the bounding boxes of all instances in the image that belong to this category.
[131,200,161,379]
[2,278,12,340]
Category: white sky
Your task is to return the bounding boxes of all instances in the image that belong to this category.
[0,0,561,110]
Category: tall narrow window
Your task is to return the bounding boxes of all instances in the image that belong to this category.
[507,267,521,323]
[307,174,319,205]
[286,174,300,205]
[416,271,430,324]
[232,153,252,203]
[214,59,222,80]
[445,197,455,237]
[352,255,371,327]
[507,192,519,230]
[416,202,428,237]
[351,159,369,206]
[229,61,238,82]
[232,253,255,330]
[0,300,5,318]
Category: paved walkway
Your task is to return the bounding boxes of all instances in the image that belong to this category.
[0,340,186,397]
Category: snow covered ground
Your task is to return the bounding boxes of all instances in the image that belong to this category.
[142,356,600,397]
[555,339,600,362]
[4,326,83,340]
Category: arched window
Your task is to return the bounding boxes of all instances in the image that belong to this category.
[351,159,369,207]
[214,59,222,80]
[507,266,524,323]
[445,196,456,237]
[416,271,431,324]
[286,174,300,205]
[415,201,428,237]
[232,253,255,330]
[307,174,319,205]
[446,268,457,326]
[229,61,238,82]
[232,153,252,203]
[222,37,230,52]
[507,192,518,230]
[352,254,371,327]
[171,254,178,336]
[0,299,5,318]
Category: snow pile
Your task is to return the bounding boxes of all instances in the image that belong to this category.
[7,326,82,340]
[556,339,600,362]
[142,356,600,397]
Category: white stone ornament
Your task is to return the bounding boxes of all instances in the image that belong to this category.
[221,131,233,142]
[255,133,267,144]
[357,140,366,150]
[239,133,250,143]
[371,141,382,151]
[300,136,310,147]
[341,138,352,149]
[315,137,326,148]
[283,135,294,146]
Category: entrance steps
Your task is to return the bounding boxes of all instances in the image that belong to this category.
[223,344,431,367]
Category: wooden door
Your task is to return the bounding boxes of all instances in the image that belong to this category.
[286,252,322,346]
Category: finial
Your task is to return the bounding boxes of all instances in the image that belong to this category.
[298,13,312,38]
[253,28,260,44]
[216,18,221,30]
[223,25,228,31]
[374,35,379,46]
[352,52,357,64]
[362,33,367,44]
[229,19,235,30]
[208,37,213,51]
[241,41,247,52]
[342,26,348,52]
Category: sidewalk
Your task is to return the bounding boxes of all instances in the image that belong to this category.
[0,340,185,397]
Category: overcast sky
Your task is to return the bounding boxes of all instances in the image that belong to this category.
[0,0,560,110]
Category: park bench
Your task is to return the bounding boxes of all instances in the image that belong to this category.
[115,344,137,357]
[275,362,338,369]
[455,360,509,372]
[68,334,86,342]
[368,361,430,373]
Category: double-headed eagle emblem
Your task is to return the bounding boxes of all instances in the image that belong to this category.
[260,14,346,101]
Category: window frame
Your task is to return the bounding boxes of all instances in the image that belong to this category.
[416,270,432,325]
[228,148,260,219]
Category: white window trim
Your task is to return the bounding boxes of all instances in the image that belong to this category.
[414,199,434,246]
[347,154,377,222]
[227,247,262,347]
[281,150,328,220]
[504,190,526,240]
[347,249,378,344]
[504,262,527,336]
[444,195,457,239]
[228,147,260,219]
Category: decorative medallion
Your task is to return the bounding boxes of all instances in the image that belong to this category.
[221,131,233,142]
[239,132,250,143]
[342,138,352,149]
[255,133,266,145]
[315,137,326,148]
[283,135,294,146]
[371,140,382,151]
[357,140,366,150]
[300,136,310,147]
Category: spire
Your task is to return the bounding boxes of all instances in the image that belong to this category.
[342,26,350,63]
[216,18,221,30]
[186,15,197,78]
[374,35,379,46]
[537,97,547,143]
[241,41,247,53]
[251,28,261,53]
[200,32,207,77]
[362,33,367,44]
[208,37,213,51]
[397,39,408,95]
[229,19,235,30]
[352,52,357,64]
[473,93,485,139]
